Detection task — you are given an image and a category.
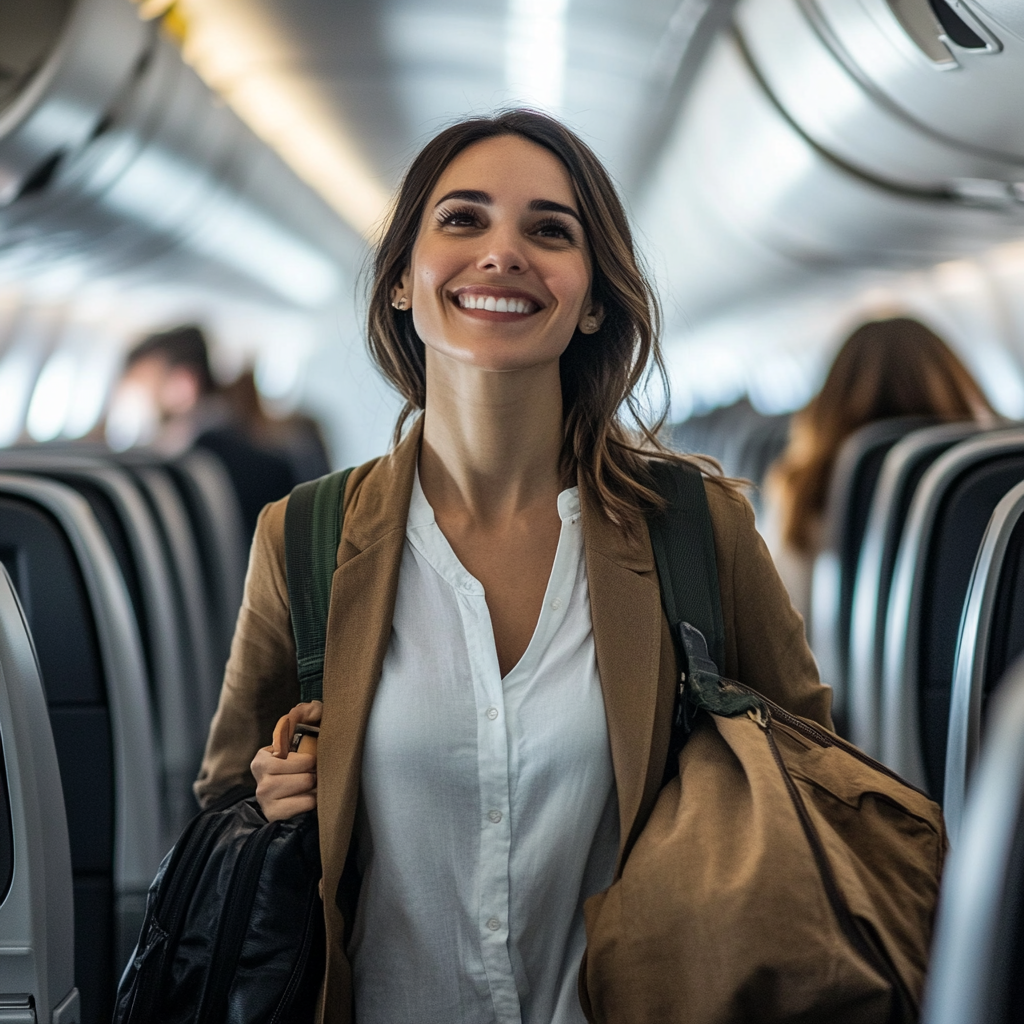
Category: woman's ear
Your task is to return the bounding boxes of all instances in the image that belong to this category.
[578,301,605,335]
[391,271,412,311]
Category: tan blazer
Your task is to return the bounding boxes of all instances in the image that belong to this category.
[195,418,832,1024]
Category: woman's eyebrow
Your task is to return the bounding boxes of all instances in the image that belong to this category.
[530,199,581,223]
[434,189,490,207]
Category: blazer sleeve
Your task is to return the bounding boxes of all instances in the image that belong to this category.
[193,496,300,808]
[706,479,834,730]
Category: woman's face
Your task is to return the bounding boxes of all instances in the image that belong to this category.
[398,135,600,374]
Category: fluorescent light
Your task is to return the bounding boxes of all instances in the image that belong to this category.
[0,343,41,447]
[176,1,391,239]
[27,348,76,442]
[103,145,341,307]
[506,0,570,112]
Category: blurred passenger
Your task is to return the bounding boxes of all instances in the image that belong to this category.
[220,370,330,483]
[763,316,994,620]
[112,325,298,542]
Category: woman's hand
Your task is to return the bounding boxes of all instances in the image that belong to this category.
[251,700,322,821]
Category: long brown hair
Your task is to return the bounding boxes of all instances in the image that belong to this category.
[769,317,994,553]
[367,109,715,529]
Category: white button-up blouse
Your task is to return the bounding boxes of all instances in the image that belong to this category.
[348,471,619,1024]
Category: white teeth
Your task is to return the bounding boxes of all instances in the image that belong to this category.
[457,294,535,313]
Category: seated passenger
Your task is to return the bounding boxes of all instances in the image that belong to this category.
[195,109,834,1023]
[762,316,994,621]
[110,325,301,543]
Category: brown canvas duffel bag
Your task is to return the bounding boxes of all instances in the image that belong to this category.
[583,466,948,1023]
[580,659,946,1023]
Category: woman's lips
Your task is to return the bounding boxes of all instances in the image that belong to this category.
[449,288,542,320]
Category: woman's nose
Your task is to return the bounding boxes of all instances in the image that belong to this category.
[476,227,526,274]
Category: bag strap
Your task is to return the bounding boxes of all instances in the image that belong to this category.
[284,467,354,703]
[648,461,763,735]
[647,460,725,669]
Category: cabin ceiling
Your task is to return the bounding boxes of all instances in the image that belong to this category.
[174,0,727,230]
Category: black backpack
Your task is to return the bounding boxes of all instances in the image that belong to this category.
[112,462,719,1023]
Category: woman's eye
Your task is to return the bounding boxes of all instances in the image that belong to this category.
[437,207,480,228]
[534,218,576,243]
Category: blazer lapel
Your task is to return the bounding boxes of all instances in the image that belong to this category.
[316,420,421,941]
[581,481,672,871]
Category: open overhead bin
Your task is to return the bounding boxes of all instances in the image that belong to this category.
[641,0,1024,329]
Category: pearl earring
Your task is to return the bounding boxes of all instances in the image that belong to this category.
[580,315,599,333]
[392,297,409,310]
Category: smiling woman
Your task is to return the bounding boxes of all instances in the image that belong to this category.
[195,109,834,1024]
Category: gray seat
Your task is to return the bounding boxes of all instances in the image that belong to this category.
[0,474,163,1022]
[810,417,935,727]
[847,422,983,757]
[882,429,1024,796]
[167,448,247,676]
[923,657,1024,1024]
[119,462,220,734]
[0,452,197,840]
[945,478,1024,844]
[0,565,80,1023]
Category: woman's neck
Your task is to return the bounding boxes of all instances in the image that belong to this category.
[419,352,564,523]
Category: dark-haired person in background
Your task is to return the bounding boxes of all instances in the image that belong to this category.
[762,316,995,621]
[112,324,326,542]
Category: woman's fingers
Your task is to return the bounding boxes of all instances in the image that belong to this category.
[252,745,317,819]
[252,746,315,779]
[262,792,317,822]
[270,700,323,757]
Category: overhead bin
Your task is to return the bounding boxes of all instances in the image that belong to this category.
[641,0,1024,326]
[0,0,361,307]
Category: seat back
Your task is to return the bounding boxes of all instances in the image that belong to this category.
[923,659,1024,1024]
[124,464,220,732]
[0,565,79,1023]
[945,479,1024,842]
[847,422,983,756]
[0,452,197,840]
[167,449,246,676]
[0,474,163,1023]
[810,417,935,722]
[882,429,1024,796]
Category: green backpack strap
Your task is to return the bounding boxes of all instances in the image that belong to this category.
[647,460,762,727]
[284,468,354,703]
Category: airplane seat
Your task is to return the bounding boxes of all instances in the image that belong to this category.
[810,417,936,731]
[882,429,1024,797]
[0,564,80,1024]
[116,458,220,737]
[0,474,163,1024]
[923,655,1024,1024]
[848,422,985,756]
[0,452,199,842]
[945,478,1024,843]
[165,449,247,675]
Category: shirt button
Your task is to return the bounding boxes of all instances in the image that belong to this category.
[488,809,502,823]
[486,918,500,931]
[551,598,561,610]
[486,707,499,720]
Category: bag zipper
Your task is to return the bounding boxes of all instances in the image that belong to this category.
[722,677,931,798]
[129,810,225,1019]
[196,820,279,1024]
[267,873,322,1024]
[758,709,916,1016]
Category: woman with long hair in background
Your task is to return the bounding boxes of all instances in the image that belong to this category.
[763,316,995,621]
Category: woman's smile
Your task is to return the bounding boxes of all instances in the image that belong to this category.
[450,285,542,321]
